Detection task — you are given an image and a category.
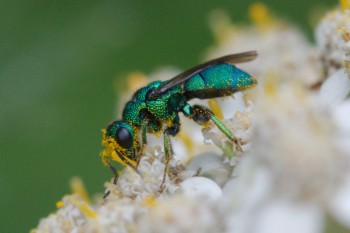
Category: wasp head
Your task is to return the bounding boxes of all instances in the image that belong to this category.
[101,120,137,167]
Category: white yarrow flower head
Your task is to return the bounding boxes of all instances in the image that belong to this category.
[315,3,350,78]
[34,2,350,233]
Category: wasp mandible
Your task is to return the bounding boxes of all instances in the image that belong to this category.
[102,51,257,195]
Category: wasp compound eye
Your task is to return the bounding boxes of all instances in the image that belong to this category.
[115,127,133,149]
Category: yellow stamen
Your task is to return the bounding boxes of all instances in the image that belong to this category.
[178,131,195,155]
[340,0,350,11]
[249,2,274,30]
[208,99,224,120]
[345,60,350,69]
[142,196,157,208]
[208,9,236,44]
[264,76,277,97]
[126,72,148,91]
[56,201,64,208]
[70,177,91,203]
[71,197,97,219]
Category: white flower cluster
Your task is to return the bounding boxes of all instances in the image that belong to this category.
[35,3,350,233]
[316,5,350,78]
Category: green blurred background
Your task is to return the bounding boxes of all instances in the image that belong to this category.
[0,0,335,232]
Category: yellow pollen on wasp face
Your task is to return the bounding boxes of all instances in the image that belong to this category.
[101,131,137,167]
[208,99,224,120]
[70,176,91,204]
[249,2,274,30]
[340,0,350,11]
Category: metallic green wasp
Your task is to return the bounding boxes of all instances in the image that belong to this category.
[102,51,257,195]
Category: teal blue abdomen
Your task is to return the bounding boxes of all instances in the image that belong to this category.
[184,63,256,99]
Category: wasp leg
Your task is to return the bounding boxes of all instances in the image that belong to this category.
[103,159,119,199]
[159,116,180,191]
[136,121,148,167]
[160,133,172,191]
[114,149,141,176]
[182,104,243,152]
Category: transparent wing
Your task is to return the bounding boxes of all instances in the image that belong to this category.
[147,50,257,99]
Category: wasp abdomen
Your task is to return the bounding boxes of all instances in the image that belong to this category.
[184,63,256,100]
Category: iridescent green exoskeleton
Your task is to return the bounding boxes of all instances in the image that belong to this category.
[102,51,257,196]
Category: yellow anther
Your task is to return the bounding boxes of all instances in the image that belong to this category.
[340,0,350,11]
[56,201,64,208]
[208,99,224,120]
[70,177,91,204]
[249,2,274,30]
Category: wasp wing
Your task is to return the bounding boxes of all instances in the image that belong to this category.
[147,51,257,100]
